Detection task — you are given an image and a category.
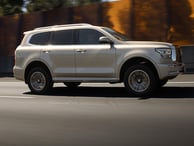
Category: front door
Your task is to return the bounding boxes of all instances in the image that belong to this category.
[75,29,116,79]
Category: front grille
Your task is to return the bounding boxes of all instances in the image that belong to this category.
[175,46,182,63]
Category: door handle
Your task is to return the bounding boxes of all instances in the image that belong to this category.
[76,49,87,53]
[42,50,51,53]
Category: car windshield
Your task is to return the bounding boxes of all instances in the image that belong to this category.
[102,27,130,41]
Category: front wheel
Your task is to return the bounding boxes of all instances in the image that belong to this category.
[159,79,168,87]
[27,67,53,94]
[124,65,157,96]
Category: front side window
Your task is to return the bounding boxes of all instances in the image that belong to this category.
[51,30,74,45]
[78,29,104,44]
[29,32,50,45]
[102,27,130,41]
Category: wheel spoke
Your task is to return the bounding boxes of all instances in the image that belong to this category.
[128,70,150,93]
[30,72,46,91]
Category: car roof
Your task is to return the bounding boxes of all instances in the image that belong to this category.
[24,23,99,34]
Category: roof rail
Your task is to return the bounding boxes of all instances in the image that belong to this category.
[56,23,92,28]
[34,23,92,30]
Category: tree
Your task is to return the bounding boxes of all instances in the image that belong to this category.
[26,0,69,12]
[0,0,103,15]
[0,0,23,16]
[72,0,102,6]
[26,0,102,12]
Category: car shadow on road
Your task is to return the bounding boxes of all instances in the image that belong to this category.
[148,87,194,99]
[25,86,194,99]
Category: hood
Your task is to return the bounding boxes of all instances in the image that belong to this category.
[123,41,173,48]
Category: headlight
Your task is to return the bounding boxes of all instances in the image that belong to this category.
[155,48,172,59]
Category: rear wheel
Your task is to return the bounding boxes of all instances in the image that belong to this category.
[27,67,53,94]
[64,82,81,88]
[124,65,157,96]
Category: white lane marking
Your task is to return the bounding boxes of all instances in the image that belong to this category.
[168,82,194,84]
[0,96,35,99]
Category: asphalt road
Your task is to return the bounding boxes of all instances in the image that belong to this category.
[0,74,194,146]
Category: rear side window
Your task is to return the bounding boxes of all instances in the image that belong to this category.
[51,30,74,45]
[29,32,50,45]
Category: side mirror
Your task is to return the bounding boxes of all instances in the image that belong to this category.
[99,36,113,44]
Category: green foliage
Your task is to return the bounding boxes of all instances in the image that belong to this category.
[0,0,23,16]
[72,0,102,6]
[26,0,102,12]
[26,0,69,12]
[0,0,102,15]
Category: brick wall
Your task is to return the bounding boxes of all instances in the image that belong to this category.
[132,0,168,41]
[1,0,194,74]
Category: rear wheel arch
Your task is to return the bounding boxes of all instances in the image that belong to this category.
[25,61,52,83]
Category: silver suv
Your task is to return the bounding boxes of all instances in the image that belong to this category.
[14,23,182,96]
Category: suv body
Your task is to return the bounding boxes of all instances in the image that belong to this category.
[14,23,182,96]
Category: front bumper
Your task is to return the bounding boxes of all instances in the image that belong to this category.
[158,62,184,80]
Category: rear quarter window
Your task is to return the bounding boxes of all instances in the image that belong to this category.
[29,32,50,45]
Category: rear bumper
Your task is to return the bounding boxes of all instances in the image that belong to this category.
[13,66,25,81]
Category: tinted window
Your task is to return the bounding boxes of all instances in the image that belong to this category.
[78,29,104,44]
[102,27,129,41]
[51,30,74,45]
[30,32,50,45]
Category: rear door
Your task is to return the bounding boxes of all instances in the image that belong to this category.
[41,29,75,78]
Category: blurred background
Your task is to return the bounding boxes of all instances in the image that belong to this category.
[0,0,194,75]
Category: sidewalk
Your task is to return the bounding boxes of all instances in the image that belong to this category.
[170,73,194,82]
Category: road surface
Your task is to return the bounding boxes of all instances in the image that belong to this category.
[0,74,194,146]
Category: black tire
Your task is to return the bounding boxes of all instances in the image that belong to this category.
[124,65,157,96]
[27,67,53,94]
[64,82,81,88]
[159,79,168,87]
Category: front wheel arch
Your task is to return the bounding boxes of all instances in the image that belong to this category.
[120,57,159,82]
